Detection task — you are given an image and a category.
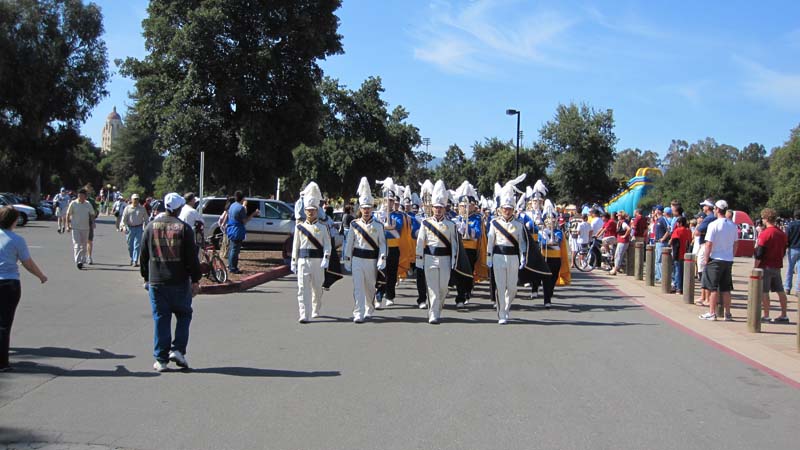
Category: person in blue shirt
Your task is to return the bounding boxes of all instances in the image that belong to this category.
[226,191,260,274]
[653,206,670,282]
[454,195,483,307]
[783,209,800,294]
[0,206,47,371]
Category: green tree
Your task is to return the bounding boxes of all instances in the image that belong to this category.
[120,0,343,195]
[433,144,474,189]
[611,148,661,182]
[292,77,420,198]
[662,139,689,170]
[97,109,162,194]
[768,125,800,215]
[539,103,617,204]
[0,0,109,198]
[471,138,549,197]
[123,175,146,199]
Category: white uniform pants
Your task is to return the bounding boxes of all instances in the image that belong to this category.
[297,257,324,320]
[696,242,706,277]
[424,255,451,322]
[352,257,377,320]
[492,254,519,321]
[71,229,90,264]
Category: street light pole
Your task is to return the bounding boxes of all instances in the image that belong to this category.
[506,109,521,176]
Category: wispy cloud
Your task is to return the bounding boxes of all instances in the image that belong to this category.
[735,56,800,110]
[412,0,578,75]
[585,6,672,40]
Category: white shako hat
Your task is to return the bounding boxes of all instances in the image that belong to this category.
[300,181,322,211]
[543,199,557,219]
[401,185,412,205]
[499,173,526,208]
[376,177,396,199]
[532,179,548,200]
[420,179,434,201]
[357,177,374,208]
[432,179,448,208]
[411,192,422,207]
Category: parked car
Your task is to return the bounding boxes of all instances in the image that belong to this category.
[0,195,38,225]
[36,201,54,220]
[200,197,295,249]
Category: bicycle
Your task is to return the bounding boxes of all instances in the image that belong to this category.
[573,237,621,273]
[200,237,228,283]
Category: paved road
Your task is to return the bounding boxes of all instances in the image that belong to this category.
[1,219,798,450]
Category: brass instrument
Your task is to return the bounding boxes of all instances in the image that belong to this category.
[422,192,433,218]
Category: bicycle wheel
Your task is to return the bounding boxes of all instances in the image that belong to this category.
[210,254,228,283]
[573,251,594,272]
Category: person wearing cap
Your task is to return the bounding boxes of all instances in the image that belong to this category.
[699,200,738,321]
[343,177,387,323]
[291,182,332,323]
[53,187,71,234]
[653,205,670,282]
[415,180,458,324]
[121,193,148,266]
[754,208,789,323]
[486,178,527,324]
[140,192,202,371]
[65,188,95,270]
[694,198,717,306]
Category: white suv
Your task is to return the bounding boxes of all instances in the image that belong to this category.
[200,197,294,248]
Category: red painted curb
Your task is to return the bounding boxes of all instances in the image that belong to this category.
[593,274,800,390]
[199,265,291,295]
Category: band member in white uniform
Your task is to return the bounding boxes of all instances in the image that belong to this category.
[486,178,527,324]
[415,180,458,324]
[290,182,331,323]
[343,177,387,323]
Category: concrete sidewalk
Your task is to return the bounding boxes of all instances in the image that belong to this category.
[594,256,800,386]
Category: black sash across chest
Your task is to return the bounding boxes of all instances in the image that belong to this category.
[491,220,520,255]
[423,220,452,256]
[351,221,380,259]
[297,224,324,258]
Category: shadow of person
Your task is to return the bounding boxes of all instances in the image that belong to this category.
[190,367,341,377]
[12,362,160,378]
[10,347,134,360]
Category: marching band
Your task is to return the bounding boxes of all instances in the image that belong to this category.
[295,173,571,325]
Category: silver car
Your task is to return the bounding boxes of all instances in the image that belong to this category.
[200,197,295,248]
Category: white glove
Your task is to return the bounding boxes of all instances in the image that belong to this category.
[519,256,526,270]
[486,258,493,268]
[377,259,386,271]
[320,258,329,269]
[344,262,352,272]
[290,263,297,274]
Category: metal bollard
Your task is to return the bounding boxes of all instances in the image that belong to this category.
[747,268,763,333]
[660,247,673,294]
[645,245,655,286]
[683,253,696,304]
[634,241,644,280]
[626,243,635,276]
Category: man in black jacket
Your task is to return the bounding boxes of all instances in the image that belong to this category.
[140,192,202,372]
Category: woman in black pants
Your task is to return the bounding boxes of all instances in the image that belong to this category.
[0,206,47,371]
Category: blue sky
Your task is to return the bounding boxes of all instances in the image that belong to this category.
[84,0,800,159]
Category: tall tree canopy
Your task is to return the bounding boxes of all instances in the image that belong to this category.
[433,144,474,190]
[120,0,343,194]
[539,103,617,204]
[611,148,661,182]
[768,125,800,215]
[0,0,109,198]
[292,76,421,198]
[97,110,162,195]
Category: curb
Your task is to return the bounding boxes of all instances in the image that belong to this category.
[199,265,291,295]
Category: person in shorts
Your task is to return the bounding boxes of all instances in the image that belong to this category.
[755,208,789,323]
[699,200,738,321]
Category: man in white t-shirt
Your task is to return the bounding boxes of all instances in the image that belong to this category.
[52,188,71,233]
[699,200,739,321]
[178,192,203,247]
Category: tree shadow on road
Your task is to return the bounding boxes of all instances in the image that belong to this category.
[0,426,47,445]
[10,362,159,378]
[190,367,341,377]
[10,347,134,360]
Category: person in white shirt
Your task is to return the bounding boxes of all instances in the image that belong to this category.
[699,200,739,321]
[178,193,202,232]
[52,188,71,233]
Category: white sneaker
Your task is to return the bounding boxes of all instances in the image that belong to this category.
[428,317,440,324]
[311,312,320,319]
[418,303,427,309]
[168,350,189,368]
[364,312,372,319]
[498,319,508,325]
[385,299,395,306]
[353,317,364,323]
[153,360,168,372]
[87,256,93,265]
[698,312,717,321]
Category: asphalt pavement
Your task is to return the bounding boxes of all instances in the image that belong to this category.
[1,218,798,450]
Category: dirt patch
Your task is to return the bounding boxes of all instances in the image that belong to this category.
[199,249,286,285]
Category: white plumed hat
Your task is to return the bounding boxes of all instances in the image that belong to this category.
[500,173,526,208]
[357,177,374,207]
[432,180,448,207]
[300,181,323,210]
[376,177,396,199]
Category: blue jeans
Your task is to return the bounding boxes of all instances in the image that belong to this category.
[784,248,800,293]
[673,260,684,291]
[228,239,243,271]
[126,226,143,262]
[654,242,664,281]
[149,281,193,362]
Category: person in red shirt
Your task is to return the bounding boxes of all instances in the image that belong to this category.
[670,216,692,294]
[597,212,617,261]
[610,211,630,275]
[631,209,648,243]
[755,208,789,322]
